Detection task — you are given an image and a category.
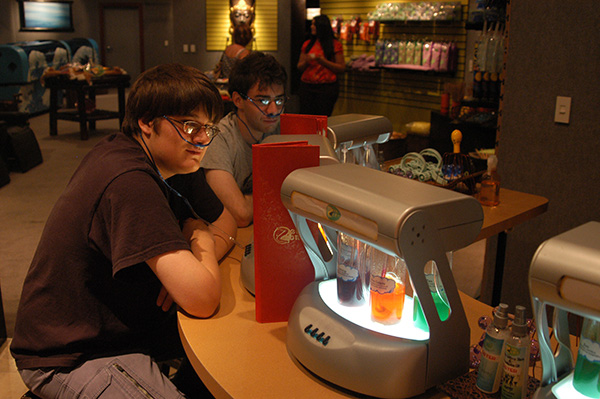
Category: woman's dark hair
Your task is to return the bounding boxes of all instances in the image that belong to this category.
[305,14,335,61]
[232,23,253,47]
[122,63,223,137]
[228,51,287,97]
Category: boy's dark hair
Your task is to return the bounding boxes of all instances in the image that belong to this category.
[122,63,223,137]
[228,52,287,97]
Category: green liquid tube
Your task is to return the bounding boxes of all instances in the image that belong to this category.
[573,318,600,398]
[412,260,450,331]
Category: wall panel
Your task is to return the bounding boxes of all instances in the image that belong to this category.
[321,0,468,129]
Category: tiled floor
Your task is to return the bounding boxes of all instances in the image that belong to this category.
[1,339,28,398]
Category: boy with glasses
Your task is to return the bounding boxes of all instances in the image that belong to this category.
[201,51,288,227]
[11,64,237,398]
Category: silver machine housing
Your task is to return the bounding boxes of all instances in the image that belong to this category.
[529,221,600,398]
[281,163,484,398]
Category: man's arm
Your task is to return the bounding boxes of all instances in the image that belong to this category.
[205,169,253,227]
[207,206,238,259]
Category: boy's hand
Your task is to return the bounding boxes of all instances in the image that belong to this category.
[182,218,215,246]
[156,286,174,312]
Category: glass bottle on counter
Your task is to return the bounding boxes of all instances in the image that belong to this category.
[367,245,407,324]
[573,317,600,398]
[336,232,367,306]
[479,154,500,206]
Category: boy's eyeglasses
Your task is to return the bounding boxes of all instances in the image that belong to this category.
[239,93,287,117]
[162,115,220,148]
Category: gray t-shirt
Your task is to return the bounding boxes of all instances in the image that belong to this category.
[201,111,279,194]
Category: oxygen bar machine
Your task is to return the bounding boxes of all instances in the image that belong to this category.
[281,163,484,398]
[529,221,600,399]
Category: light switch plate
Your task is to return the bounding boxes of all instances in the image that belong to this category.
[554,96,571,124]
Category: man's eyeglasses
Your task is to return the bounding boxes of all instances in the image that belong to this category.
[162,115,220,148]
[239,93,287,117]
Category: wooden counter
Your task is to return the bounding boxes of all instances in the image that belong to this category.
[178,186,548,397]
[178,227,494,399]
[477,188,548,304]
[477,187,548,242]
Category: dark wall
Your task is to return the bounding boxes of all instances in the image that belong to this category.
[498,1,600,313]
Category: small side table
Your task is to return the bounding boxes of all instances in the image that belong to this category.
[45,74,130,140]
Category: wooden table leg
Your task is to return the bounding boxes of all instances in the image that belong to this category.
[491,231,507,307]
[88,87,96,132]
[49,87,58,136]
[77,86,88,140]
[479,232,508,307]
[118,84,126,129]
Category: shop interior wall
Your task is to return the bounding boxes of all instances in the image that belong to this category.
[496,0,600,316]
[320,0,469,132]
[0,0,293,94]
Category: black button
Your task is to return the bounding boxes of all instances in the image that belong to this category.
[322,336,330,346]
[310,328,319,337]
[304,324,313,333]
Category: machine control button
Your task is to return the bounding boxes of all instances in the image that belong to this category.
[302,324,331,346]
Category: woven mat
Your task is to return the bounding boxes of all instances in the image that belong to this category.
[437,370,540,399]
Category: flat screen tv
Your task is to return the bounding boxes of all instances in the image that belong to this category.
[18,0,74,32]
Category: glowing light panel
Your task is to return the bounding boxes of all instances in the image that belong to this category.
[318,279,430,341]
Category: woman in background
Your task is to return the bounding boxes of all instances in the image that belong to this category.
[214,23,253,81]
[297,14,346,116]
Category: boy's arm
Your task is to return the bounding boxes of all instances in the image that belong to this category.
[208,206,238,260]
[205,169,253,227]
[147,219,221,318]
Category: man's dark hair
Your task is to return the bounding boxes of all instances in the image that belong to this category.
[228,52,287,97]
[122,63,223,137]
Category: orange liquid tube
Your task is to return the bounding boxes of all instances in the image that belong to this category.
[371,277,406,324]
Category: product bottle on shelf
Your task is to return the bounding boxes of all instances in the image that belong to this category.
[573,317,600,398]
[476,303,510,393]
[479,154,501,206]
[501,305,530,399]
